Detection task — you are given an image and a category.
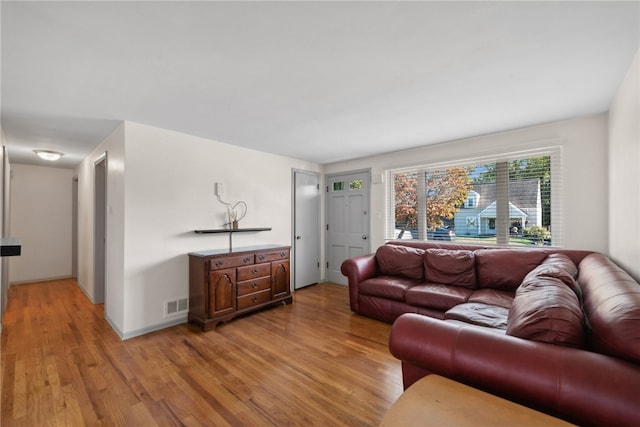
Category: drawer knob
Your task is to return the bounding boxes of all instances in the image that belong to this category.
[280,252,286,258]
[251,282,258,288]
[215,260,224,267]
[251,268,258,274]
[252,296,258,303]
[243,257,252,263]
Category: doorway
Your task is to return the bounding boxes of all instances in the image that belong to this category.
[72,176,78,278]
[326,170,370,285]
[94,155,106,305]
[293,170,321,289]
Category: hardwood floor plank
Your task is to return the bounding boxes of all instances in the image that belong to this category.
[58,383,86,427]
[1,280,402,426]
[11,358,26,419]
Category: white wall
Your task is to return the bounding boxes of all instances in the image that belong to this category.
[609,50,640,281]
[9,163,74,283]
[75,122,126,331]
[325,114,610,254]
[0,129,5,327]
[76,121,321,339]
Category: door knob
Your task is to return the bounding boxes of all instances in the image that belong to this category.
[362,235,368,240]
[296,235,302,240]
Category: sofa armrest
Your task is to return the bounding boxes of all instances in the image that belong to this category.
[340,253,377,312]
[389,313,640,427]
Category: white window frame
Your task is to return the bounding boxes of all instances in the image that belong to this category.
[386,146,563,247]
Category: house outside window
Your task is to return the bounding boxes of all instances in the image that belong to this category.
[388,149,560,246]
[464,190,480,208]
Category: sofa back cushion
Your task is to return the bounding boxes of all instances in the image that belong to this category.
[507,275,585,348]
[475,249,549,291]
[578,253,640,363]
[522,254,580,296]
[376,244,425,281]
[424,249,476,288]
[542,252,578,278]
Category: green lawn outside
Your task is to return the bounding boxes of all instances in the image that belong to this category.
[453,236,544,246]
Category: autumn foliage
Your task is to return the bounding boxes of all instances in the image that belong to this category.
[394,168,472,234]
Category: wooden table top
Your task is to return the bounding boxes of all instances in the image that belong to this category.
[380,375,575,427]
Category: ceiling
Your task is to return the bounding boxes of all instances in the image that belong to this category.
[2,1,639,168]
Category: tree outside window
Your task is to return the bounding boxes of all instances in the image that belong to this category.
[389,152,556,246]
[394,167,471,239]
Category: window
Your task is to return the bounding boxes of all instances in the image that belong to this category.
[333,179,363,191]
[349,179,363,190]
[465,190,480,208]
[387,148,561,246]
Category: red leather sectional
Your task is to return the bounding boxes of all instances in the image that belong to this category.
[341,241,640,426]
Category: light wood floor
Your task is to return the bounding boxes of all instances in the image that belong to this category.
[1,279,403,426]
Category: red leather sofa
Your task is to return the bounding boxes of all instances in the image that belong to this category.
[341,241,640,426]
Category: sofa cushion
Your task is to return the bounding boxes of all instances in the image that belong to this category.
[376,244,425,281]
[578,253,640,363]
[467,288,514,309]
[358,276,418,301]
[357,294,419,323]
[522,263,581,297]
[542,253,578,278]
[405,283,473,311]
[424,249,476,288]
[475,249,549,291]
[507,276,585,348]
[445,302,509,329]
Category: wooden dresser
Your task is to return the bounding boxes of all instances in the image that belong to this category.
[188,244,291,330]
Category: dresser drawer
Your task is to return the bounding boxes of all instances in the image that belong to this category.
[237,288,271,310]
[237,277,271,297]
[209,254,254,270]
[255,249,289,263]
[237,263,271,281]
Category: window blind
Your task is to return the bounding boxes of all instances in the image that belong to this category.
[386,147,563,247]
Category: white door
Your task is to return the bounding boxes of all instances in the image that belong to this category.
[326,171,370,285]
[293,170,321,289]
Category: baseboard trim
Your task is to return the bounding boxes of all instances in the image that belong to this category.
[106,315,188,341]
[76,281,96,304]
[9,275,75,286]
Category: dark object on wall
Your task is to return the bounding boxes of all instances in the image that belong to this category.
[0,238,21,257]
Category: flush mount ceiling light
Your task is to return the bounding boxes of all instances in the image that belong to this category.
[33,150,64,161]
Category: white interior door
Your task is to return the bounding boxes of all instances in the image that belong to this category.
[326,171,370,285]
[293,170,321,289]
